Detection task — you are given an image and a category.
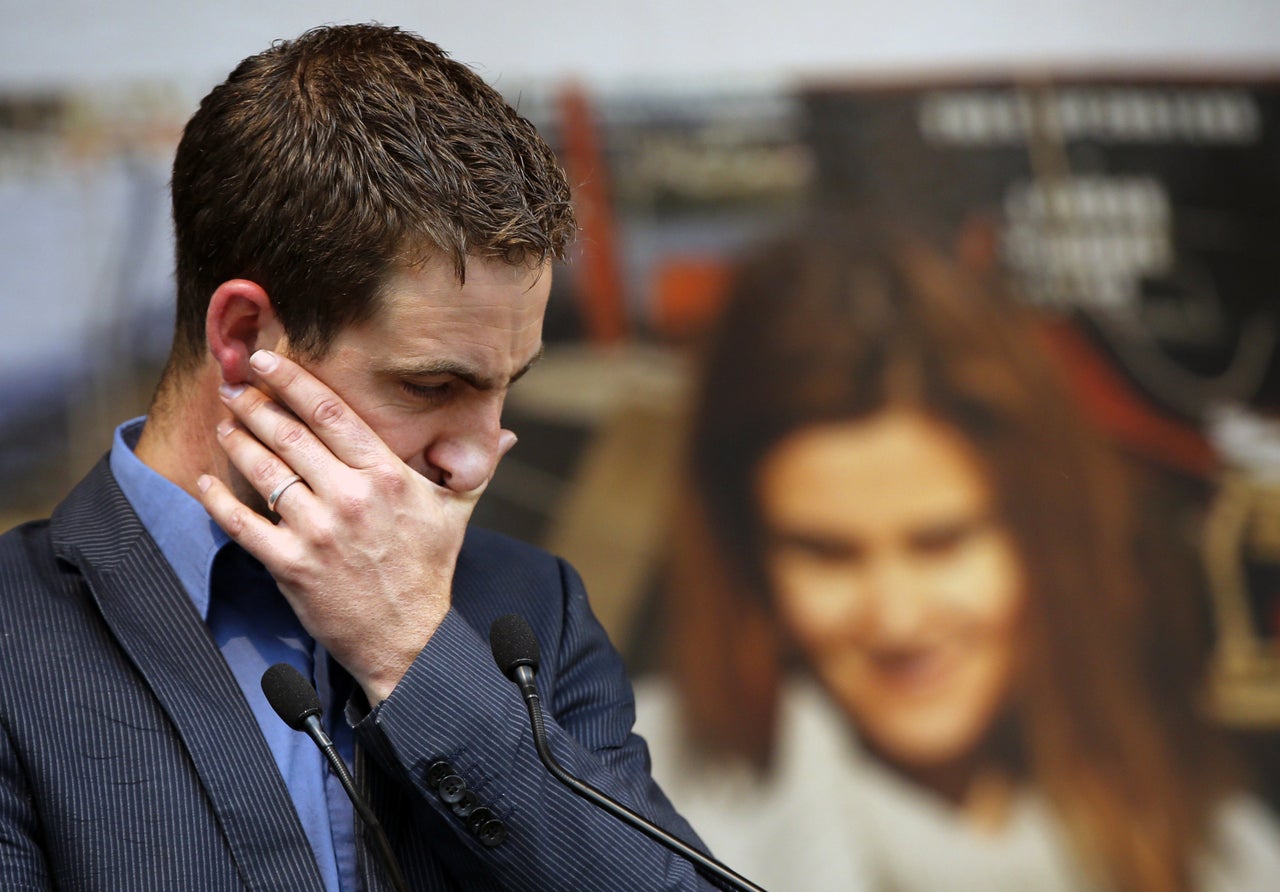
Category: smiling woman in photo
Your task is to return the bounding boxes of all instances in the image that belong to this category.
[633,220,1280,892]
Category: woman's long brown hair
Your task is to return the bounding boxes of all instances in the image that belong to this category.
[663,219,1231,892]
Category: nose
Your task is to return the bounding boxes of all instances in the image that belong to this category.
[858,557,929,643]
[423,393,507,493]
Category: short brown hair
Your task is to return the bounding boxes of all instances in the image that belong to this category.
[168,23,575,371]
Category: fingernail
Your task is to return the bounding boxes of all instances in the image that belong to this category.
[196,475,213,493]
[216,419,235,438]
[219,382,245,400]
[249,350,277,373]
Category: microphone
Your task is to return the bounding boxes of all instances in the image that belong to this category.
[260,663,409,892]
[488,615,768,892]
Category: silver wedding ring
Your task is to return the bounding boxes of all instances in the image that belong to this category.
[267,474,303,512]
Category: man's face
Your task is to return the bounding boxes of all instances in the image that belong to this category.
[289,257,551,494]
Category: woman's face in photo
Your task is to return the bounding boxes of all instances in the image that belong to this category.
[757,410,1026,772]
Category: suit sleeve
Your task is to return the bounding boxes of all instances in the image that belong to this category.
[353,554,722,891]
[0,718,53,890]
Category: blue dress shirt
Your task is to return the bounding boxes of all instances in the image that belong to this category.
[110,418,357,891]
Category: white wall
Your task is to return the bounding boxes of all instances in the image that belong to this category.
[2,0,1278,95]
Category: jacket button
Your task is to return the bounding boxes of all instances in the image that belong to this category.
[426,761,454,788]
[437,774,468,804]
[477,818,508,848]
[450,789,479,818]
[466,807,493,834]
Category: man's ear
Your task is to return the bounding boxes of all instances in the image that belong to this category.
[205,279,286,385]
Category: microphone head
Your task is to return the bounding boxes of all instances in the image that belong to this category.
[260,662,323,731]
[489,614,541,680]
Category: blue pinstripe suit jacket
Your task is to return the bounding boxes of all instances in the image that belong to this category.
[0,459,715,891]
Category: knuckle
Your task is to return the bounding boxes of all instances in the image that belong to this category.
[372,462,407,492]
[333,488,369,520]
[222,505,250,538]
[311,397,346,428]
[240,391,276,422]
[275,418,308,449]
[307,517,338,550]
[276,363,301,388]
[251,456,277,483]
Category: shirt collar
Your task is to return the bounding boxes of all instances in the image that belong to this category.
[109,417,230,620]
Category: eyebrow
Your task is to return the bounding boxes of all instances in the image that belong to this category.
[388,344,545,391]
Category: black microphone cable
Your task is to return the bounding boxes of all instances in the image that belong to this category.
[488,614,768,892]
[261,663,410,892]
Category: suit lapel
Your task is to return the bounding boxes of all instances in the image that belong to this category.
[51,459,326,892]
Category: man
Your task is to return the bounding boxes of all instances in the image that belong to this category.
[0,24,712,891]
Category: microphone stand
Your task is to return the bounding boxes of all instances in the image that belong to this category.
[261,663,409,892]
[297,715,410,892]
[512,664,768,892]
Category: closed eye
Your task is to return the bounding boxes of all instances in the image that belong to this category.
[908,516,992,557]
[399,379,455,402]
[770,530,865,565]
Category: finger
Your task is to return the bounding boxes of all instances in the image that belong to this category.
[266,473,306,514]
[247,349,389,470]
[215,416,316,514]
[217,382,338,495]
[197,473,293,566]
